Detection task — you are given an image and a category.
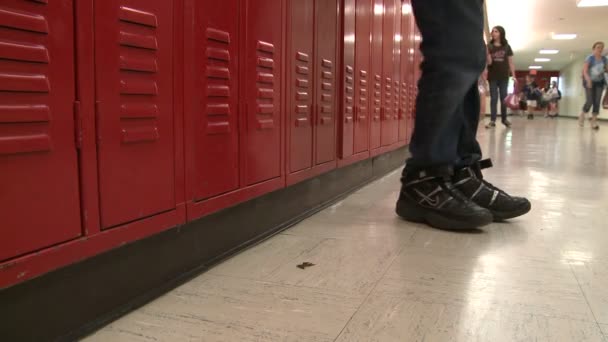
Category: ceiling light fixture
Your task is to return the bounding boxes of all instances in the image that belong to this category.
[552,33,577,40]
[577,0,608,7]
[529,66,543,69]
[535,58,551,62]
[539,49,559,54]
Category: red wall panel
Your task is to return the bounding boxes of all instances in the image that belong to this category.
[95,0,176,229]
[287,0,314,173]
[0,0,81,261]
[240,0,283,185]
[369,0,383,150]
[354,0,372,154]
[314,0,338,165]
[188,0,240,201]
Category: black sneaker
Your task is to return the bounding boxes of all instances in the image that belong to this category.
[396,170,493,230]
[502,119,512,128]
[485,121,496,129]
[527,114,534,120]
[453,159,531,221]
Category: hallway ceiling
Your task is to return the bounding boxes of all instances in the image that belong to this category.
[486,0,608,71]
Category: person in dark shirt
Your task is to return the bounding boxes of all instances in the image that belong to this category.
[485,26,517,129]
[396,0,531,230]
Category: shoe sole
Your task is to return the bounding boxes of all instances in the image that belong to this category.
[490,201,532,221]
[396,201,493,230]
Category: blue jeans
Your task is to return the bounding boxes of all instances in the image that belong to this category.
[406,0,486,175]
[582,81,605,115]
[489,79,509,122]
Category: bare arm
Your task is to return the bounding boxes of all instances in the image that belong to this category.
[486,45,492,66]
[508,56,517,80]
[583,61,591,85]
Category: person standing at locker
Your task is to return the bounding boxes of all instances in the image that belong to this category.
[485,26,517,129]
[395,0,531,230]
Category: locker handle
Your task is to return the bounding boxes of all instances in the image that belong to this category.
[320,116,332,125]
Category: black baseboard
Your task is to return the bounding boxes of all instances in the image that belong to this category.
[0,146,408,342]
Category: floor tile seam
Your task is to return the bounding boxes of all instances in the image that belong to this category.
[331,233,415,342]
[569,262,608,330]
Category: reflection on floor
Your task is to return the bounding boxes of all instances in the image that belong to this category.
[86,118,608,341]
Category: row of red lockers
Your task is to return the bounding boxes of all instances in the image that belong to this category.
[0,0,420,286]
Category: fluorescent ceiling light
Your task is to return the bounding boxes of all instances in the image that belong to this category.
[552,33,577,40]
[577,0,608,7]
[540,49,559,54]
[535,58,551,62]
[529,66,543,69]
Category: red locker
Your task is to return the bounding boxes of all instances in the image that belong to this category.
[339,0,355,158]
[314,0,338,165]
[287,0,314,173]
[0,0,81,261]
[188,0,239,200]
[398,0,412,142]
[369,0,383,150]
[241,0,283,185]
[95,0,176,229]
[409,23,421,142]
[380,0,395,147]
[391,0,401,145]
[354,0,372,154]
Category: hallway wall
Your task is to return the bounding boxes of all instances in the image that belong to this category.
[560,57,608,118]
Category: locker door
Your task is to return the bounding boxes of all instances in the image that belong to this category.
[354,0,372,154]
[391,0,401,145]
[380,0,394,147]
[314,0,338,165]
[369,0,383,150]
[398,0,412,142]
[0,0,81,261]
[241,0,283,185]
[287,0,314,173]
[95,0,175,228]
[339,0,355,158]
[410,23,421,141]
[190,0,239,200]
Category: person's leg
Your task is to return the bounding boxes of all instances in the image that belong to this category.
[489,80,499,124]
[406,0,486,171]
[498,79,510,125]
[456,84,482,168]
[591,83,603,129]
[397,0,492,230]
[580,85,593,126]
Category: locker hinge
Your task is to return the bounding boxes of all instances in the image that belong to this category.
[74,100,83,149]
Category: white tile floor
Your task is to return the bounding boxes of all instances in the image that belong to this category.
[86,117,608,341]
